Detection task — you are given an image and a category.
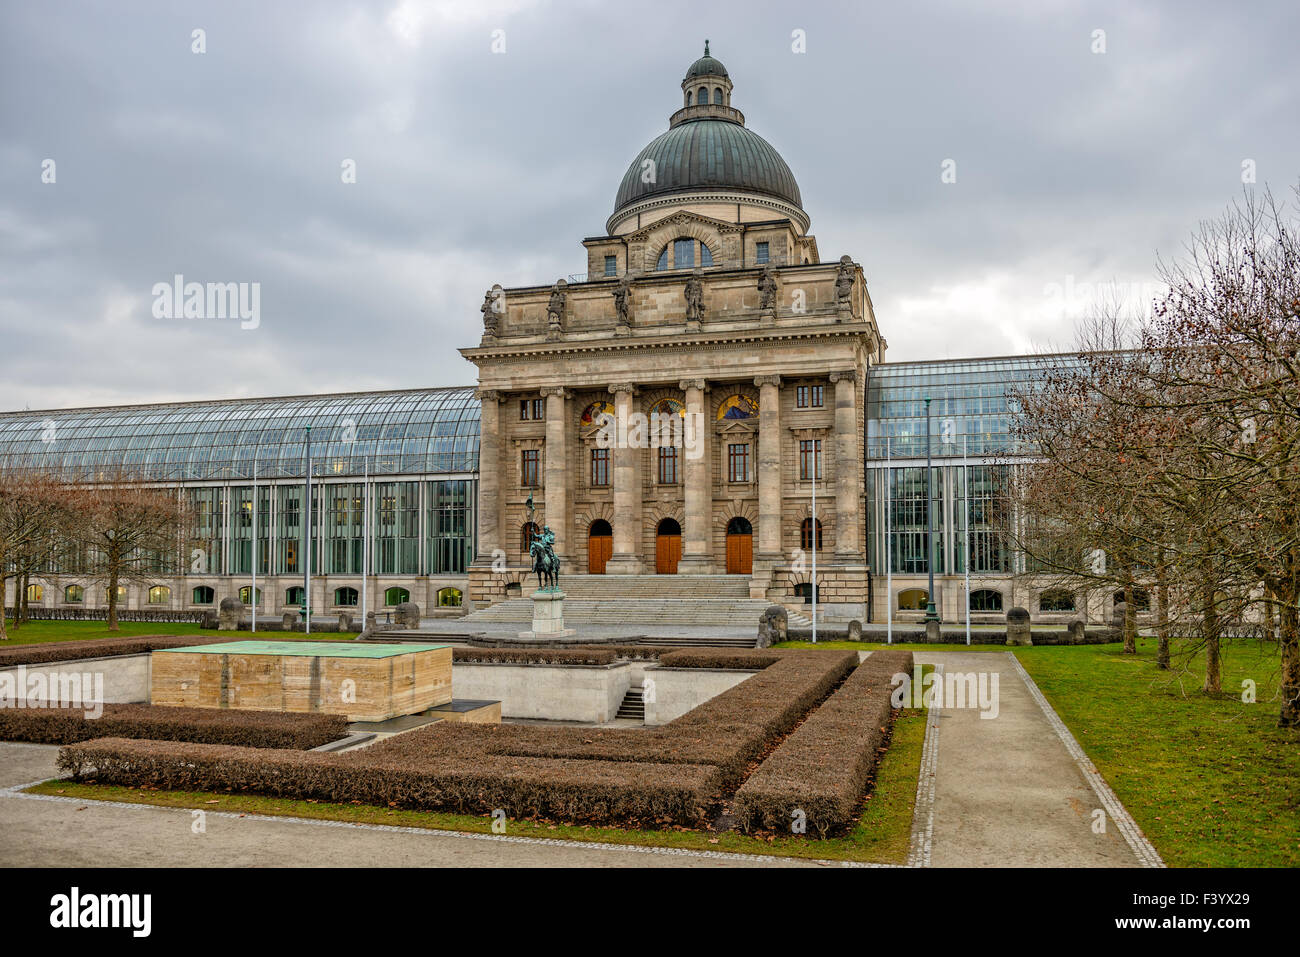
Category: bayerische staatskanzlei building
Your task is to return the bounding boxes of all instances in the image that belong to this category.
[1,47,1111,628]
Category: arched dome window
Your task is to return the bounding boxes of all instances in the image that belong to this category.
[655,239,714,271]
[713,87,723,105]
[698,85,708,103]
[685,90,692,106]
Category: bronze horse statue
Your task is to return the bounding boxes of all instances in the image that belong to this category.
[529,526,560,591]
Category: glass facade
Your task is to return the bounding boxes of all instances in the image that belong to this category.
[0,387,479,482]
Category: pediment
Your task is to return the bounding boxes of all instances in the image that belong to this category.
[625,210,740,243]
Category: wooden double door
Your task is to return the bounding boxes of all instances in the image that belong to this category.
[588,520,612,574]
[655,518,681,574]
[725,517,753,575]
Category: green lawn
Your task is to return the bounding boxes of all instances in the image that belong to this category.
[780,636,1300,867]
[1,620,357,645]
[1015,640,1299,868]
[22,676,931,864]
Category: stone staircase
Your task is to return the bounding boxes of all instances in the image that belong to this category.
[614,686,646,721]
[462,574,812,628]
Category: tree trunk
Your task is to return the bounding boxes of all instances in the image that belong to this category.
[1122,579,1137,654]
[1156,564,1170,670]
[0,573,9,640]
[14,571,28,631]
[107,549,121,632]
[1202,583,1221,694]
[1279,595,1299,729]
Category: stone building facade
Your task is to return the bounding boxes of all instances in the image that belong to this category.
[463,47,885,618]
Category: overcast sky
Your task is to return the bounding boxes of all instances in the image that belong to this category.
[1,0,1296,411]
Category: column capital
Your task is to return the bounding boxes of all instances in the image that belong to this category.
[753,375,782,389]
[828,370,859,385]
[474,389,504,402]
[539,386,571,399]
[608,382,639,396]
[679,378,707,392]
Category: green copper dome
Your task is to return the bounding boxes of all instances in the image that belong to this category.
[613,118,803,215]
[685,40,728,79]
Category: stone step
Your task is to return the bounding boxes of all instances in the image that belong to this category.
[463,597,786,626]
[614,686,646,720]
[638,636,757,648]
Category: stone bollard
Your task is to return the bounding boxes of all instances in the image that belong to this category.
[394,601,421,629]
[756,605,788,648]
[1068,619,1087,645]
[925,619,941,643]
[218,597,244,631]
[364,611,377,636]
[847,619,863,641]
[281,611,296,632]
[337,612,353,633]
[1006,607,1033,646]
[200,609,219,630]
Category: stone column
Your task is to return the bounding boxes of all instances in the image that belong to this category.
[755,376,782,560]
[472,389,503,564]
[678,378,712,573]
[606,383,642,574]
[541,387,570,564]
[830,371,861,559]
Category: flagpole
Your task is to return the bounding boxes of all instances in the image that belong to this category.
[811,442,817,644]
[251,451,258,633]
[304,426,312,635]
[361,456,369,632]
[964,434,971,646]
[886,436,892,645]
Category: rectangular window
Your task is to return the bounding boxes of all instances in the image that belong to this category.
[521,449,540,487]
[658,446,679,484]
[519,400,530,420]
[590,447,609,487]
[797,384,824,408]
[604,255,617,277]
[532,398,545,420]
[811,384,824,407]
[796,385,808,408]
[755,241,769,264]
[799,439,823,480]
[728,443,750,483]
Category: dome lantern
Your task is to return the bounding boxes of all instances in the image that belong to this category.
[681,40,733,110]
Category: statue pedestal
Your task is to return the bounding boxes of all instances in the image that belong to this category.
[518,588,575,640]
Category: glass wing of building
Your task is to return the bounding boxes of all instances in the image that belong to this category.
[0,387,479,481]
[867,353,1084,460]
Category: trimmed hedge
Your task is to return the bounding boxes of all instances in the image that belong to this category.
[0,636,219,667]
[656,650,781,670]
[59,738,721,827]
[55,648,858,827]
[0,703,348,750]
[451,647,616,666]
[734,649,914,836]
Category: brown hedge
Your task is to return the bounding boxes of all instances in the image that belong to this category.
[656,650,781,670]
[58,738,721,827]
[0,703,348,749]
[0,636,220,667]
[451,647,616,666]
[54,648,857,827]
[733,649,914,836]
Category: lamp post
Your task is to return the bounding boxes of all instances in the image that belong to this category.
[923,397,940,623]
[303,425,312,634]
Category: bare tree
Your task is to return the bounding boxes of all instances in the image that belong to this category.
[0,460,71,640]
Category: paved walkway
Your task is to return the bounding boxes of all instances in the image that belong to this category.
[908,651,1160,867]
[0,650,1161,868]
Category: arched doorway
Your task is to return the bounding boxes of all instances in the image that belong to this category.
[725,516,753,574]
[655,518,682,574]
[588,519,613,574]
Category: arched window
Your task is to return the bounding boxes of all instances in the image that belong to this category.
[969,589,1003,612]
[800,518,823,551]
[685,90,692,106]
[716,394,758,420]
[437,586,463,607]
[1039,589,1075,612]
[1112,588,1150,612]
[504,582,522,598]
[25,584,43,602]
[656,247,668,270]
[385,586,410,606]
[105,586,127,604]
[238,586,260,605]
[148,585,171,605]
[700,244,713,266]
[898,588,929,611]
[655,239,714,271]
[191,585,214,605]
[698,85,708,103]
[334,587,359,607]
[713,87,723,105]
[794,581,818,604]
[286,586,306,606]
[64,584,84,604]
[521,522,540,559]
[673,238,694,269]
